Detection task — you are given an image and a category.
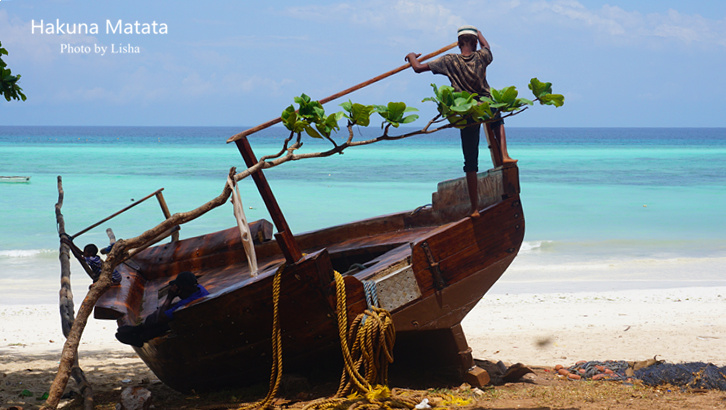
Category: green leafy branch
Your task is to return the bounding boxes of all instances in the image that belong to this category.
[423,78,564,128]
[0,41,27,103]
[282,94,420,144]
[235,78,563,181]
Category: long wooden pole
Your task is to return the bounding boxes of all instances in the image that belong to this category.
[227,42,458,143]
[70,188,164,239]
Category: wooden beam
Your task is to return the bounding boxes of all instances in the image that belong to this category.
[227,42,458,143]
[235,137,302,264]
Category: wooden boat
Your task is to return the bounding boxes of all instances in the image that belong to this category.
[0,175,30,183]
[94,132,524,393]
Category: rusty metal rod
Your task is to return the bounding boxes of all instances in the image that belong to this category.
[227,42,458,143]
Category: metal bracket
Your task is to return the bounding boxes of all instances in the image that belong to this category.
[420,241,446,290]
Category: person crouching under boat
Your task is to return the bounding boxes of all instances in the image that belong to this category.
[116,271,209,347]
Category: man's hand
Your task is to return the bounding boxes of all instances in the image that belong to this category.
[167,283,180,299]
[405,52,431,73]
[405,52,422,63]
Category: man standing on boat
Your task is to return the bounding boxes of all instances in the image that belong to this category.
[405,25,514,217]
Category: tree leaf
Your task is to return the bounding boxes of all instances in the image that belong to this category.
[539,93,565,107]
[529,78,553,98]
[304,125,323,139]
[496,86,518,104]
[281,105,297,131]
[401,114,419,124]
[386,102,406,122]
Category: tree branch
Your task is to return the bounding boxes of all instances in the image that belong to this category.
[43,169,236,409]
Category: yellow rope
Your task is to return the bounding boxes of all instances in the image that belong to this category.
[238,267,433,410]
[303,271,411,410]
[237,264,284,410]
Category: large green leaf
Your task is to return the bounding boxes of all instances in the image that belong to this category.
[528,78,553,98]
[539,93,565,107]
[341,100,374,126]
[281,105,298,130]
[304,125,323,139]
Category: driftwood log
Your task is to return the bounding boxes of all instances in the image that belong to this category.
[42,169,236,410]
[55,176,95,410]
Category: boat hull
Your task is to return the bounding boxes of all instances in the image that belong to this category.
[95,164,524,392]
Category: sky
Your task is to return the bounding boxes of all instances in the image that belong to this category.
[0,0,725,128]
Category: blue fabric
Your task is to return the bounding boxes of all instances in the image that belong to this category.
[84,255,103,280]
[164,285,209,319]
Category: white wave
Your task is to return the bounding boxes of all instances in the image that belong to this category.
[518,240,553,253]
[0,249,56,258]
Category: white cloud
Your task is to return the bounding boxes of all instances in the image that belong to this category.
[285,0,464,37]
[282,0,724,49]
[526,1,726,48]
[219,73,293,96]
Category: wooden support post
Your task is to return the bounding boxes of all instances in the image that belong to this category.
[155,191,179,242]
[235,136,302,264]
[450,323,490,387]
[485,123,504,168]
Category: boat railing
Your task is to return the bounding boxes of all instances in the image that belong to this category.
[70,188,179,243]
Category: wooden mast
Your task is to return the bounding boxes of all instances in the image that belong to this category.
[235,136,302,264]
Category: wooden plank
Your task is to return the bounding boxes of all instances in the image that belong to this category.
[136,251,343,392]
[411,196,523,299]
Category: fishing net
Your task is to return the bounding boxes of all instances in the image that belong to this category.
[561,360,726,391]
[635,362,726,390]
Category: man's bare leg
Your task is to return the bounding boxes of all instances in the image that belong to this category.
[466,171,480,217]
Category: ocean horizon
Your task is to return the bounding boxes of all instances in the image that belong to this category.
[1,125,725,304]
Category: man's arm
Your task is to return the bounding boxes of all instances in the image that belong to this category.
[405,52,431,73]
[151,284,179,323]
[477,30,490,50]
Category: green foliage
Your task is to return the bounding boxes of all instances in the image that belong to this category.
[281,93,343,139]
[528,78,565,107]
[282,78,563,138]
[372,101,418,128]
[424,78,563,128]
[340,100,375,127]
[0,41,27,103]
[284,95,420,139]
[423,84,497,129]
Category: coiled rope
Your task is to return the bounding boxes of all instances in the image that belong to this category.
[302,271,414,410]
[239,267,440,410]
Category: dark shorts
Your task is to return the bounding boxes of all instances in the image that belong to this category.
[460,110,504,173]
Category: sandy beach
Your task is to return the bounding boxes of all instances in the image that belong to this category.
[463,286,726,367]
[1,286,724,408]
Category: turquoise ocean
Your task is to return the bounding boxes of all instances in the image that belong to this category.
[1,126,725,304]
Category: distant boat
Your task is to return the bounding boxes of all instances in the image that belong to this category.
[0,176,31,183]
